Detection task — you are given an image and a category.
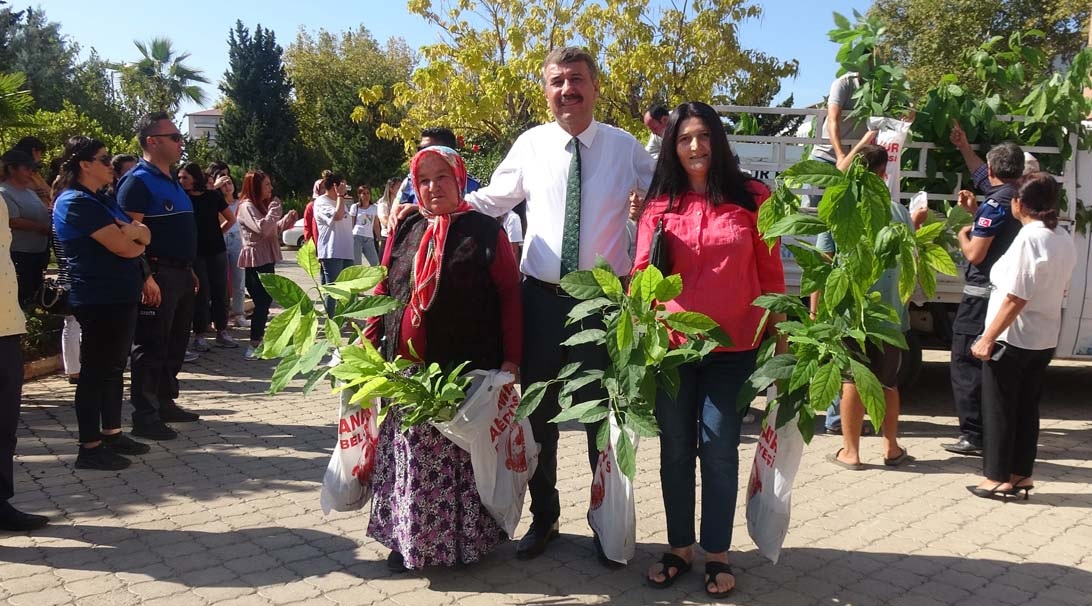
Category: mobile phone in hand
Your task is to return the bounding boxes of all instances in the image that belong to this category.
[972,336,1007,361]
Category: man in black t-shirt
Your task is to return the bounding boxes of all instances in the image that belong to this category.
[944,123,1024,455]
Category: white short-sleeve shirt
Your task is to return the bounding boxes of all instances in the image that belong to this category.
[314,194,355,261]
[986,221,1077,350]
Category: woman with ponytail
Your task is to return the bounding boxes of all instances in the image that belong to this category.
[52,136,151,470]
[969,172,1077,500]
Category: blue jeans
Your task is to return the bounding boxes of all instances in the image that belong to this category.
[224,230,245,317]
[353,235,379,266]
[319,258,353,316]
[826,397,842,430]
[655,348,758,553]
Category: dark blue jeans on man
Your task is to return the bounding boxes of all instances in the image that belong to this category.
[655,348,757,553]
[130,265,194,428]
[319,258,353,317]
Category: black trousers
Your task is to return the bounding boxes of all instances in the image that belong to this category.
[73,303,138,443]
[10,249,48,305]
[193,251,230,333]
[130,266,194,427]
[982,344,1054,482]
[0,335,22,501]
[245,264,275,343]
[521,279,607,527]
[951,332,984,446]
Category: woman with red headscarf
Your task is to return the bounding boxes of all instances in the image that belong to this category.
[364,146,522,572]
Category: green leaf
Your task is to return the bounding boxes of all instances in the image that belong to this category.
[515,381,549,420]
[592,268,623,299]
[259,273,307,308]
[625,409,660,438]
[297,240,320,279]
[914,221,944,245]
[334,264,386,291]
[595,418,611,451]
[737,354,797,410]
[789,358,818,393]
[922,244,959,276]
[616,314,634,356]
[550,400,604,423]
[269,353,301,394]
[338,295,402,320]
[763,213,829,239]
[559,270,605,300]
[849,359,886,427]
[325,319,342,348]
[616,426,636,480]
[262,303,303,358]
[823,267,850,310]
[578,403,611,424]
[629,267,662,307]
[809,361,843,413]
[664,311,718,335]
[567,297,613,324]
[753,294,809,316]
[561,328,606,347]
[653,274,683,302]
[301,366,332,395]
[781,159,847,188]
[559,373,603,397]
[558,362,582,379]
[297,341,329,374]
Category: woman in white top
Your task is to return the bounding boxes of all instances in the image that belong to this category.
[349,185,380,266]
[375,177,400,254]
[969,172,1077,500]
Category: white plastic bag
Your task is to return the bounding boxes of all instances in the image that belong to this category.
[587,416,637,565]
[745,400,804,564]
[432,370,539,537]
[867,117,912,195]
[319,390,380,514]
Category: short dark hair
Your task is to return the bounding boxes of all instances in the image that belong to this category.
[322,173,344,191]
[646,105,669,120]
[986,142,1024,181]
[179,162,207,193]
[647,101,758,211]
[1,149,37,178]
[111,154,137,178]
[543,46,598,82]
[1015,172,1061,230]
[206,160,230,176]
[135,111,173,149]
[420,127,458,149]
[14,136,45,153]
[859,144,889,174]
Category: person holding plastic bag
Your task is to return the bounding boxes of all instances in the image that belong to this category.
[363,145,522,572]
[632,102,785,599]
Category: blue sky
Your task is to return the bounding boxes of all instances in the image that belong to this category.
[39,0,871,120]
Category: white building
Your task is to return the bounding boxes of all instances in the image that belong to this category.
[185,108,223,142]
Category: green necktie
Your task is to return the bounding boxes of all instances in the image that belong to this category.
[560,136,582,277]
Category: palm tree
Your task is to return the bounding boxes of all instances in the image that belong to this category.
[0,72,36,146]
[119,37,209,114]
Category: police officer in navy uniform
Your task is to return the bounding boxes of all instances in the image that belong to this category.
[118,112,201,441]
[945,123,1024,456]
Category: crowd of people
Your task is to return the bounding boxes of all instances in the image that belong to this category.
[0,45,1079,601]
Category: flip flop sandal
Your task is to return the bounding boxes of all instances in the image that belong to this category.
[827,448,864,471]
[704,561,736,599]
[884,447,913,467]
[646,552,691,589]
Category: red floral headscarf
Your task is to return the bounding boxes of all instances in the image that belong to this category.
[407,146,473,328]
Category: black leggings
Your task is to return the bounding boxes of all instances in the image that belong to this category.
[193,251,230,333]
[72,303,138,443]
[981,343,1054,482]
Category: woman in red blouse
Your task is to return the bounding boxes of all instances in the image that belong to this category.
[634,102,785,598]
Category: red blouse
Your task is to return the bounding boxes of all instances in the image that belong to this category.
[365,219,523,366]
[632,181,785,353]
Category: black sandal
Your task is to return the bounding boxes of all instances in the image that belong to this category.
[387,550,407,573]
[704,561,736,599]
[646,552,691,588]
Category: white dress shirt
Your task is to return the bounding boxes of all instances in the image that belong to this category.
[467,120,655,283]
[986,221,1077,350]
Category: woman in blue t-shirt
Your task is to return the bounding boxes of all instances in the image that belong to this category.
[52,136,152,472]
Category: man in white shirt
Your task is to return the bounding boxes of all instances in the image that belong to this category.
[501,211,523,259]
[464,46,655,565]
[314,174,354,316]
[643,104,669,160]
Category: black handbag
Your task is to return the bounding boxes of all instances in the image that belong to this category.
[647,195,676,274]
[37,278,71,316]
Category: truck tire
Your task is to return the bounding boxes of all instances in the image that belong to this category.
[898,329,923,390]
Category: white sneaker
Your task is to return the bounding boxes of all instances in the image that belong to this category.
[183,350,199,363]
[191,336,211,352]
[234,316,251,328]
[215,330,239,348]
[244,346,259,361]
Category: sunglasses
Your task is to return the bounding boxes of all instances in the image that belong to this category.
[93,154,111,167]
[148,133,184,143]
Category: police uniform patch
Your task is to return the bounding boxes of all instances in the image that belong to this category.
[978,217,992,228]
[985,198,999,208]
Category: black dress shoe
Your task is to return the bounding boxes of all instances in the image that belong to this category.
[942,437,982,456]
[75,445,131,471]
[387,550,407,573]
[102,433,151,455]
[593,532,625,570]
[0,501,48,532]
[516,521,559,560]
[131,422,178,441]
[160,405,200,423]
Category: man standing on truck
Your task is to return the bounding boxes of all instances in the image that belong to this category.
[810,73,868,167]
[943,122,1024,456]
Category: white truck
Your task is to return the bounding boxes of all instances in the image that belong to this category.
[717,105,1092,382]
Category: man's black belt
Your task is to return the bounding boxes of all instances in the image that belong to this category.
[148,256,192,270]
[524,275,571,297]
